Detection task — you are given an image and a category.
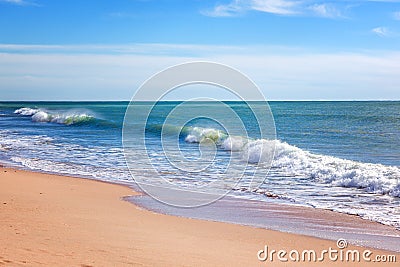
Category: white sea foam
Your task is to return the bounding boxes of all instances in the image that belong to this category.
[32,111,51,122]
[32,111,94,125]
[184,127,227,143]
[14,107,95,125]
[221,136,247,151]
[14,107,40,116]
[10,156,129,182]
[183,127,400,197]
[269,141,400,197]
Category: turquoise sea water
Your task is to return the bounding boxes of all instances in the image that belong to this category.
[0,101,399,230]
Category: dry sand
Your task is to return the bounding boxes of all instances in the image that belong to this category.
[0,167,398,266]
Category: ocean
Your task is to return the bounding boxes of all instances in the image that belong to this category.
[1,101,399,242]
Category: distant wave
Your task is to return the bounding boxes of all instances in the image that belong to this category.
[14,107,96,125]
[179,125,400,198]
[14,107,39,116]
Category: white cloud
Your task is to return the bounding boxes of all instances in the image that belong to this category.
[309,3,343,18]
[0,0,35,5]
[0,43,247,57]
[1,0,24,4]
[203,0,400,18]
[0,43,400,100]
[201,0,243,17]
[202,0,300,17]
[371,26,390,37]
[250,0,299,15]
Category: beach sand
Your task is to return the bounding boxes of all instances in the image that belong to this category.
[0,167,398,266]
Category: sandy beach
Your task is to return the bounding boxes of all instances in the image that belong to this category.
[0,167,398,266]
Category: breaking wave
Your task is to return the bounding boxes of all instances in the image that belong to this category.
[184,126,228,144]
[14,107,96,125]
[182,126,400,197]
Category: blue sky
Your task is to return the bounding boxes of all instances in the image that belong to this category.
[0,0,399,100]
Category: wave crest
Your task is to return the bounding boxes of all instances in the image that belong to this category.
[184,127,227,144]
[14,107,39,116]
[14,107,96,125]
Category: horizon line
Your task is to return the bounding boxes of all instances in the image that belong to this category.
[1,99,399,102]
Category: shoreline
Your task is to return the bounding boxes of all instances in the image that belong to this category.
[5,163,400,252]
[1,167,399,266]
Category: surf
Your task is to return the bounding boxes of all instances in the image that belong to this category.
[14,107,97,125]
[175,125,400,198]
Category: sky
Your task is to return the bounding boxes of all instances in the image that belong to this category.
[0,0,399,100]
